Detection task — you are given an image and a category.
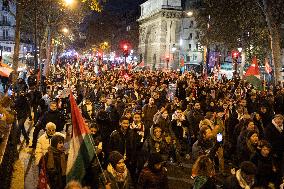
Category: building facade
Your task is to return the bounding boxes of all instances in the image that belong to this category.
[138,0,183,70]
[0,0,33,64]
[138,0,205,70]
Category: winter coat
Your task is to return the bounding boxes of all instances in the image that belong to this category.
[109,129,136,163]
[264,122,284,157]
[137,167,169,189]
[187,110,204,138]
[44,148,67,189]
[171,119,191,141]
[192,139,214,161]
[251,151,280,187]
[142,131,170,161]
[35,132,65,165]
[224,170,256,189]
[40,110,66,132]
[14,95,30,119]
[237,139,257,164]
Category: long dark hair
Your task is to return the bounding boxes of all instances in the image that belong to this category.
[192,155,215,177]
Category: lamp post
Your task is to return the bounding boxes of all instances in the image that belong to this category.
[172,44,177,69]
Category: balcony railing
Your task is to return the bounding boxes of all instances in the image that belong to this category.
[0,36,14,41]
[0,21,11,26]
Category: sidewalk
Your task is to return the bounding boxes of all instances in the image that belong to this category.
[10,119,39,189]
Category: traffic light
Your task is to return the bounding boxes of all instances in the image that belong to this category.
[123,45,129,57]
[232,51,239,59]
[232,51,239,77]
[165,55,170,69]
[97,52,102,61]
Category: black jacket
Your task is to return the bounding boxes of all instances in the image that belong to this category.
[251,151,280,187]
[265,122,284,156]
[40,110,66,132]
[14,95,30,119]
[109,129,136,163]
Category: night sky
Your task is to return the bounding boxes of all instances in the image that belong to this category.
[103,0,147,13]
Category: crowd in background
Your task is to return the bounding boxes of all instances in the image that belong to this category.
[2,61,284,189]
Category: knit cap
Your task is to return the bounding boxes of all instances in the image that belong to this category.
[108,151,124,167]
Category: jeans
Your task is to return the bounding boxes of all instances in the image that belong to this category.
[18,117,29,142]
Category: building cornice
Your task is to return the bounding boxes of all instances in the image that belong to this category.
[138,9,183,23]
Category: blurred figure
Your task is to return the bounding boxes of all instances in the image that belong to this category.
[224,161,257,189]
[99,151,133,189]
[44,135,67,189]
[137,153,169,189]
[192,155,217,189]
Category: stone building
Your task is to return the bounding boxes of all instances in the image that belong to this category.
[0,0,33,64]
[138,0,205,70]
[138,0,183,70]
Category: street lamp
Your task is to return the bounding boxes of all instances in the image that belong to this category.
[172,44,177,69]
[64,0,74,6]
[187,11,193,17]
[62,27,69,34]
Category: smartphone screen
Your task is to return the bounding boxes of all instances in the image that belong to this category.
[217,133,223,143]
[7,89,13,96]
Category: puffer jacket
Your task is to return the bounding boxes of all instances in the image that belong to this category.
[35,132,65,165]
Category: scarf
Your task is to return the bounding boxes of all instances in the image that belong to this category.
[107,163,128,183]
[47,147,66,176]
[235,169,253,189]
[272,119,283,133]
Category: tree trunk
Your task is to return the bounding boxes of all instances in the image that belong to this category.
[240,49,246,79]
[44,25,51,77]
[12,2,23,83]
[262,0,282,83]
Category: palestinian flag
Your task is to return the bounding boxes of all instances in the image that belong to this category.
[66,93,95,183]
[37,159,48,189]
[245,56,260,78]
[245,57,263,90]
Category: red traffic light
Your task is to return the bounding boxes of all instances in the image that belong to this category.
[166,55,170,61]
[232,51,239,58]
[123,45,128,51]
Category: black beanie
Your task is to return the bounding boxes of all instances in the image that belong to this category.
[108,151,124,168]
[51,135,64,148]
[148,153,163,167]
[240,161,257,175]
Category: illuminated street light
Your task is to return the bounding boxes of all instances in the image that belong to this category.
[62,27,69,34]
[64,0,74,6]
[187,11,193,17]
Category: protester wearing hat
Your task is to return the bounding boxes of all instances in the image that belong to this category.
[137,152,168,189]
[99,151,133,189]
[224,161,257,189]
[264,114,284,176]
[44,135,67,189]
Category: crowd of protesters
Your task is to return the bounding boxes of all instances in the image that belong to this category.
[1,60,284,189]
